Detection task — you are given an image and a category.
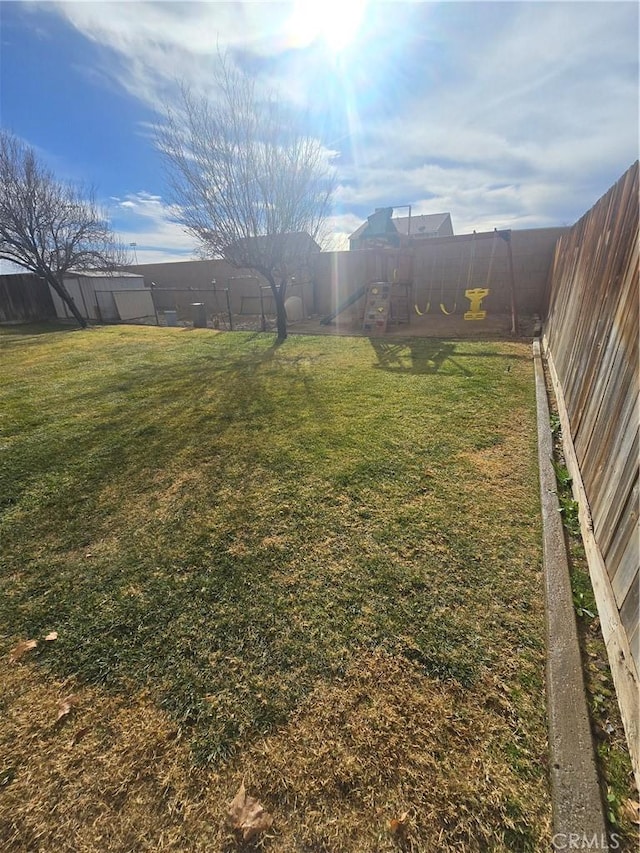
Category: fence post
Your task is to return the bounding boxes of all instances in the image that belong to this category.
[150,283,160,326]
[225,288,233,331]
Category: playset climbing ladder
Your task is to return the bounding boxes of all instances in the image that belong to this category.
[361,281,412,333]
[362,282,391,333]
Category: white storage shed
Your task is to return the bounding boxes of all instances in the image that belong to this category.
[50,272,155,323]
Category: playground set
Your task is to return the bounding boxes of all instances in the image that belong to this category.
[319,228,518,335]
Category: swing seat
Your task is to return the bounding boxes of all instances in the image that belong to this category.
[440,302,456,316]
[414,301,430,316]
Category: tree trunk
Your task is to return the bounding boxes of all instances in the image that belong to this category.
[270,279,288,341]
[46,274,88,329]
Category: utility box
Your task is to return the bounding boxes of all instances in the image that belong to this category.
[192,302,207,328]
[165,310,178,327]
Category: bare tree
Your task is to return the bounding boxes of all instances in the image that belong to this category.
[158,57,335,340]
[0,130,129,328]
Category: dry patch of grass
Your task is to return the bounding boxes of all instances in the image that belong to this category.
[1,661,223,851]
[1,651,549,852]
[248,649,550,852]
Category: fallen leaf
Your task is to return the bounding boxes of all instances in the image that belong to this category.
[227,780,273,841]
[9,639,37,663]
[621,799,640,825]
[44,631,58,641]
[57,695,74,721]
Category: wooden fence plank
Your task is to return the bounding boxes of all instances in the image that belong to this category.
[621,579,640,661]
[606,477,639,591]
[610,522,639,611]
[630,626,640,676]
[592,428,638,546]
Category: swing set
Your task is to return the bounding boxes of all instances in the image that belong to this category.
[414,229,501,317]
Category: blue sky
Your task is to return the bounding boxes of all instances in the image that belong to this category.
[1,1,638,264]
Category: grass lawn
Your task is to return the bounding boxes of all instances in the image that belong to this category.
[0,325,551,851]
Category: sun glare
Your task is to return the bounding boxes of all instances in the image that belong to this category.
[288,0,367,54]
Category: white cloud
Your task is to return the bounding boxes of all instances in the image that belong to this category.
[55,1,290,59]
[358,7,632,197]
[338,1,639,228]
[108,191,199,262]
[47,1,303,108]
[323,211,365,250]
[41,1,639,241]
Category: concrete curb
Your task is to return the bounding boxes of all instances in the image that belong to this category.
[533,340,609,850]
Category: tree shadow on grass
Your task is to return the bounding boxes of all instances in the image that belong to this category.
[0,322,79,342]
[25,336,328,489]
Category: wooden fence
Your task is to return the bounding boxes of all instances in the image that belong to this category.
[312,228,565,325]
[543,160,639,783]
[0,273,56,323]
[129,227,565,330]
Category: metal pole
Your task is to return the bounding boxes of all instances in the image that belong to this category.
[150,282,160,326]
[225,288,233,331]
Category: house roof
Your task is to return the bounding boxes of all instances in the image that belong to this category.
[350,213,452,241]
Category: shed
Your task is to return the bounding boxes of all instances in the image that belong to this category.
[49,272,153,323]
